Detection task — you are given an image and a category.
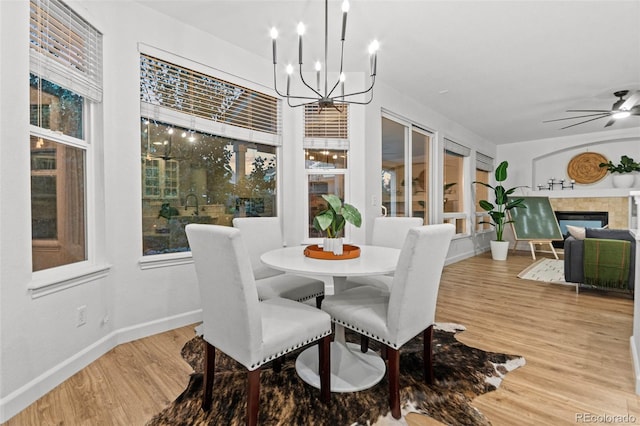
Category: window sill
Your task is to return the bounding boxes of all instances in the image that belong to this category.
[138,252,193,270]
[29,263,112,299]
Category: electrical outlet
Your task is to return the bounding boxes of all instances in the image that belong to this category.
[77,305,87,327]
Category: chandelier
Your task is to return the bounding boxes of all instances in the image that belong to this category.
[270,0,379,110]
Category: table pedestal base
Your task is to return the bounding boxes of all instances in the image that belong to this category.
[295,341,386,392]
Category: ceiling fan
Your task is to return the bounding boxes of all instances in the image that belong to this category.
[544,90,640,130]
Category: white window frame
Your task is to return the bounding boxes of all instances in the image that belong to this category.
[28,0,108,297]
[137,46,283,268]
[442,138,471,237]
[474,152,494,235]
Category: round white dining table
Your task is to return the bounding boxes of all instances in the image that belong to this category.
[260,244,400,393]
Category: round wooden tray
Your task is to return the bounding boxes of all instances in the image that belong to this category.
[567,152,608,184]
[303,244,361,260]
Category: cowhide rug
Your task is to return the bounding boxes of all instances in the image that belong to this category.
[147,323,524,426]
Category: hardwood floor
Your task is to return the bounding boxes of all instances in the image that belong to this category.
[4,251,639,425]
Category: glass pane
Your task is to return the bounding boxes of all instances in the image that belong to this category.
[308,174,345,238]
[411,130,430,222]
[382,117,406,216]
[141,119,277,255]
[31,136,87,271]
[30,74,84,139]
[444,151,463,213]
[475,169,491,231]
[305,149,347,169]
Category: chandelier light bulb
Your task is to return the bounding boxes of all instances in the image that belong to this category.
[286,64,294,75]
[297,22,306,36]
[315,61,322,72]
[342,0,350,13]
[339,73,346,83]
[368,39,380,54]
[167,127,174,134]
[181,132,187,138]
[270,27,278,40]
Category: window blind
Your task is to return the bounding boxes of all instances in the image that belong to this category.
[304,104,349,139]
[444,138,471,157]
[140,55,280,136]
[29,0,103,102]
[303,104,349,149]
[476,152,494,171]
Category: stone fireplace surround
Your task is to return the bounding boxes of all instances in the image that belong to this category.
[549,196,628,230]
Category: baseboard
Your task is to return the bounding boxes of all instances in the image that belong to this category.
[0,309,202,423]
[631,336,640,395]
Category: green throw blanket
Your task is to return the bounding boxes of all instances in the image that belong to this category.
[583,238,631,289]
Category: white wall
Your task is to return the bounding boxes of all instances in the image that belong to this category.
[497,127,640,192]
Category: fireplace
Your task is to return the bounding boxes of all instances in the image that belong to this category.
[553,211,609,248]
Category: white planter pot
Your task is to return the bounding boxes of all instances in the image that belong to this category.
[612,173,636,188]
[490,240,510,261]
[322,237,343,255]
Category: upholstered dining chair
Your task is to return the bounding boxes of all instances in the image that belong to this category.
[185,224,332,426]
[346,216,424,290]
[321,223,454,419]
[233,217,325,307]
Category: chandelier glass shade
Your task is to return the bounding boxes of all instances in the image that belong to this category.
[270,0,378,110]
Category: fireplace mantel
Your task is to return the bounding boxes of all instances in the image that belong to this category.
[524,188,638,198]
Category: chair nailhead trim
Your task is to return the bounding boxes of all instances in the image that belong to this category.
[249,329,332,369]
[331,318,400,349]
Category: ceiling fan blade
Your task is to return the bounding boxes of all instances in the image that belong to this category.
[543,113,610,123]
[604,118,616,127]
[618,91,640,111]
[565,109,610,113]
[559,115,608,130]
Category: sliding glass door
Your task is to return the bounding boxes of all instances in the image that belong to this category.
[381,115,431,221]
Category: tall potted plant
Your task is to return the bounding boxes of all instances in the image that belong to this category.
[313,194,362,255]
[474,161,526,260]
[599,155,640,188]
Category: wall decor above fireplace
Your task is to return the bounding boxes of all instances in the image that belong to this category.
[566,152,608,184]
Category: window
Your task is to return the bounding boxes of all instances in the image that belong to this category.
[306,149,348,238]
[443,139,470,235]
[303,106,350,240]
[381,115,432,221]
[29,0,102,272]
[140,55,280,256]
[475,153,493,233]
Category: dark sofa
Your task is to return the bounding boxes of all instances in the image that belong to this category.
[564,228,636,291]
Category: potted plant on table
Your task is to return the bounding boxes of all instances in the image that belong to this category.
[313,194,362,255]
[473,161,526,260]
[599,155,640,188]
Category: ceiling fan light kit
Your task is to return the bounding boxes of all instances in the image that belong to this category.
[544,90,640,130]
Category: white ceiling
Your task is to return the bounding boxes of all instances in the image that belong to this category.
[137,0,640,144]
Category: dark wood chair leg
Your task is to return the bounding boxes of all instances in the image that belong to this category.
[247,368,261,426]
[387,346,401,419]
[202,342,216,411]
[319,335,331,403]
[360,335,369,353]
[315,295,324,309]
[423,325,434,385]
